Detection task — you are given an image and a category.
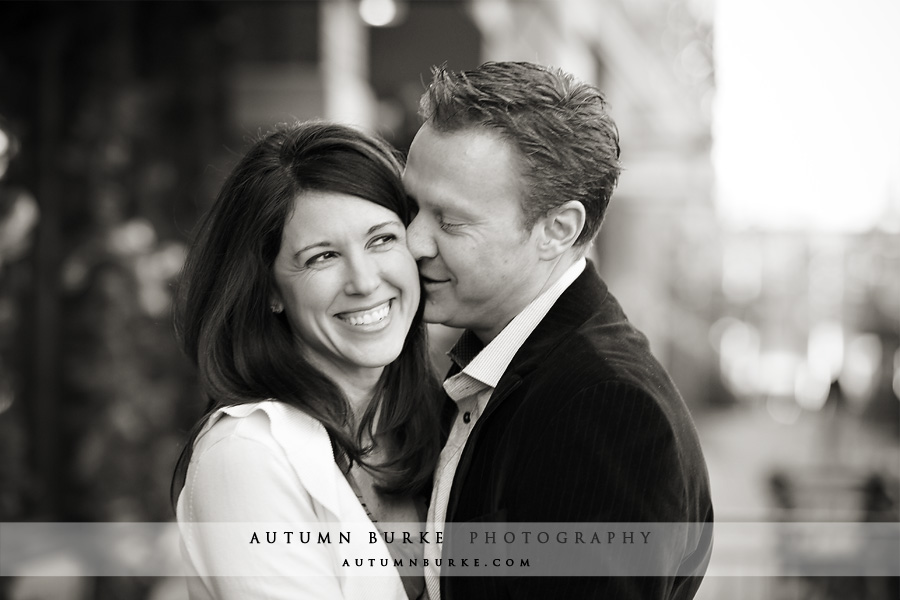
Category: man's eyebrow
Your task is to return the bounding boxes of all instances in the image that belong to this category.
[418,195,475,219]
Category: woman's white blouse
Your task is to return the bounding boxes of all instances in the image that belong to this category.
[176,400,407,600]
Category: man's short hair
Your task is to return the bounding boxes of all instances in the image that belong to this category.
[419,61,622,246]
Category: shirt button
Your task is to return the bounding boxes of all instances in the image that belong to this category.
[463,412,471,424]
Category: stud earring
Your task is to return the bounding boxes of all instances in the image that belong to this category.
[270,304,282,314]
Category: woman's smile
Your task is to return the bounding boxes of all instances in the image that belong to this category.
[335,299,393,328]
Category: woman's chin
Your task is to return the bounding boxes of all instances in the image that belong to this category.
[348,345,405,370]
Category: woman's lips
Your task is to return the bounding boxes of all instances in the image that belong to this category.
[335,299,392,326]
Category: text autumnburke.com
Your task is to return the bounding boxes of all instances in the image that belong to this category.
[340,557,533,569]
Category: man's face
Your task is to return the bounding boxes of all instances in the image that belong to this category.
[403,124,546,342]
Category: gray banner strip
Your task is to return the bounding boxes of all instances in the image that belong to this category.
[1,522,897,577]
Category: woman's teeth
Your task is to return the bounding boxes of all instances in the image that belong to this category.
[338,301,391,326]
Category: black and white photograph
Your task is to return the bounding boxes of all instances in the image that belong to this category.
[1,1,898,599]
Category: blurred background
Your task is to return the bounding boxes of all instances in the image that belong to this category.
[0,0,897,598]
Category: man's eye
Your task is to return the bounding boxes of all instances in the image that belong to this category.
[439,218,463,231]
[306,251,338,267]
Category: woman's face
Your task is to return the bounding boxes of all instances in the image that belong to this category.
[272,190,420,376]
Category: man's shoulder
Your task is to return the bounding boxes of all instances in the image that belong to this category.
[499,266,678,403]
[530,301,666,391]
[510,301,699,451]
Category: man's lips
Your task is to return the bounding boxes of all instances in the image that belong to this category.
[419,273,450,285]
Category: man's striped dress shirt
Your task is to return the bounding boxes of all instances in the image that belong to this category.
[423,257,586,600]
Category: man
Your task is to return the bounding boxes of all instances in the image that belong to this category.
[403,61,713,599]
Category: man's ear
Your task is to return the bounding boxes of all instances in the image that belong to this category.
[535,200,586,260]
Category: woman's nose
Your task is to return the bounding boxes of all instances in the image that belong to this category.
[343,254,381,296]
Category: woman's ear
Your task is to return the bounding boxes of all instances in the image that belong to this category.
[269,292,284,314]
[535,200,586,260]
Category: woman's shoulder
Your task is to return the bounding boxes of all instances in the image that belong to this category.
[179,401,333,524]
[181,399,347,522]
[194,400,324,458]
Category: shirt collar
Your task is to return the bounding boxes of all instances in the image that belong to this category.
[446,257,586,393]
[446,330,484,370]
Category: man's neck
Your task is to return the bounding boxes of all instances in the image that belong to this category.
[535,250,583,297]
[472,250,584,344]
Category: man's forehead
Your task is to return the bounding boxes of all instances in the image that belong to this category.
[410,123,512,158]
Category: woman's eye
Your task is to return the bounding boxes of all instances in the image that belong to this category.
[305,251,338,267]
[368,234,397,249]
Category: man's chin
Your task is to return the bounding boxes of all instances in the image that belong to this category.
[422,301,455,327]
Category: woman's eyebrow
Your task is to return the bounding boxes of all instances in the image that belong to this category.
[294,240,331,256]
[293,220,402,257]
[367,220,402,234]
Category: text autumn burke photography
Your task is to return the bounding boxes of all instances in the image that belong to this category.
[246,528,653,546]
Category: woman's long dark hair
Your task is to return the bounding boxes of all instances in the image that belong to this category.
[170,121,442,505]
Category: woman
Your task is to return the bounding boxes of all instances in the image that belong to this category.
[172,121,442,599]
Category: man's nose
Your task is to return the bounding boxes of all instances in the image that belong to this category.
[406,212,437,260]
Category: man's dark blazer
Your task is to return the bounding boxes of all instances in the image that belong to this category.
[439,261,713,599]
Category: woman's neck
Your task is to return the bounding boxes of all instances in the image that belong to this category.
[301,349,384,421]
[338,370,383,420]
